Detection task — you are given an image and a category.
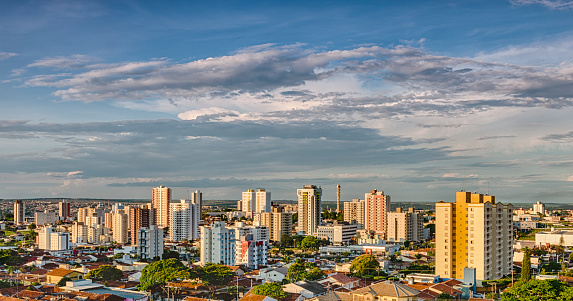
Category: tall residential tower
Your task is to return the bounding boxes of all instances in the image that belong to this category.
[152,185,171,228]
[436,191,513,280]
[297,185,322,235]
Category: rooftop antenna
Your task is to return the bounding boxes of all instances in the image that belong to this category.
[488,181,490,195]
[187,187,190,201]
[463,178,466,192]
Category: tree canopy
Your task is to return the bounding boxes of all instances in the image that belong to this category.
[286,261,325,282]
[252,282,287,299]
[300,236,320,251]
[162,249,180,260]
[350,254,380,277]
[194,263,234,297]
[521,247,532,282]
[138,259,191,291]
[0,249,23,266]
[85,265,124,281]
[501,279,573,301]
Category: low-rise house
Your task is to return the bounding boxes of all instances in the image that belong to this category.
[45,269,84,284]
[310,281,420,301]
[284,281,328,299]
[317,273,361,290]
[258,266,288,283]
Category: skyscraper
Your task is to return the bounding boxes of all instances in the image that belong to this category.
[436,191,513,280]
[258,206,292,242]
[137,225,164,261]
[344,198,365,229]
[364,190,390,237]
[14,200,25,224]
[386,207,424,242]
[169,199,201,241]
[241,189,271,214]
[297,185,322,235]
[112,211,129,244]
[200,221,236,266]
[130,204,153,245]
[152,185,171,228]
[59,199,70,218]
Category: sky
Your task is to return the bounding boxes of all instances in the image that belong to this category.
[1,0,573,203]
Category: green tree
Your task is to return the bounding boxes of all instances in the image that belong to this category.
[138,259,191,291]
[437,292,454,299]
[520,247,532,282]
[85,265,124,281]
[300,236,320,251]
[27,223,36,230]
[542,261,562,273]
[162,249,180,260]
[113,252,125,259]
[350,254,380,277]
[0,249,23,266]
[281,234,293,248]
[286,262,307,282]
[194,263,234,297]
[57,276,71,287]
[252,282,287,299]
[501,279,573,301]
[305,267,325,281]
[292,235,305,247]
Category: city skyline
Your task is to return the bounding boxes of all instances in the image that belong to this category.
[1,0,573,202]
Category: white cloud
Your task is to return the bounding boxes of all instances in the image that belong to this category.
[67,171,83,177]
[178,107,240,120]
[568,175,573,181]
[27,54,100,69]
[510,0,573,9]
[0,52,17,60]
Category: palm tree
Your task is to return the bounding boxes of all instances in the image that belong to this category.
[281,255,291,264]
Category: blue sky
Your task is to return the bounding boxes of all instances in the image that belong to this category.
[1,0,573,203]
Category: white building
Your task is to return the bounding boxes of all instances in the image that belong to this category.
[233,222,269,269]
[532,201,545,215]
[35,210,59,225]
[88,224,111,244]
[242,189,271,215]
[535,229,573,247]
[297,185,322,235]
[344,199,365,229]
[169,199,201,241]
[315,221,357,246]
[137,225,164,260]
[71,222,88,244]
[38,226,70,251]
[200,221,236,266]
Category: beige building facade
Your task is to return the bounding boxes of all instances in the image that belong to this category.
[344,198,365,229]
[386,208,424,242]
[152,185,171,228]
[436,191,513,280]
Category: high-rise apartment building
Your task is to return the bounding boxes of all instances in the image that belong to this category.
[38,226,70,251]
[344,198,365,229]
[386,208,424,242]
[112,211,129,244]
[200,221,236,266]
[436,191,513,280]
[532,201,545,215]
[364,190,390,237]
[59,199,70,218]
[152,185,171,228]
[14,200,25,224]
[233,222,269,269]
[297,185,322,235]
[258,207,292,242]
[137,225,164,261]
[130,204,153,245]
[241,189,271,214]
[169,200,201,241]
[71,222,89,244]
[77,207,88,224]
